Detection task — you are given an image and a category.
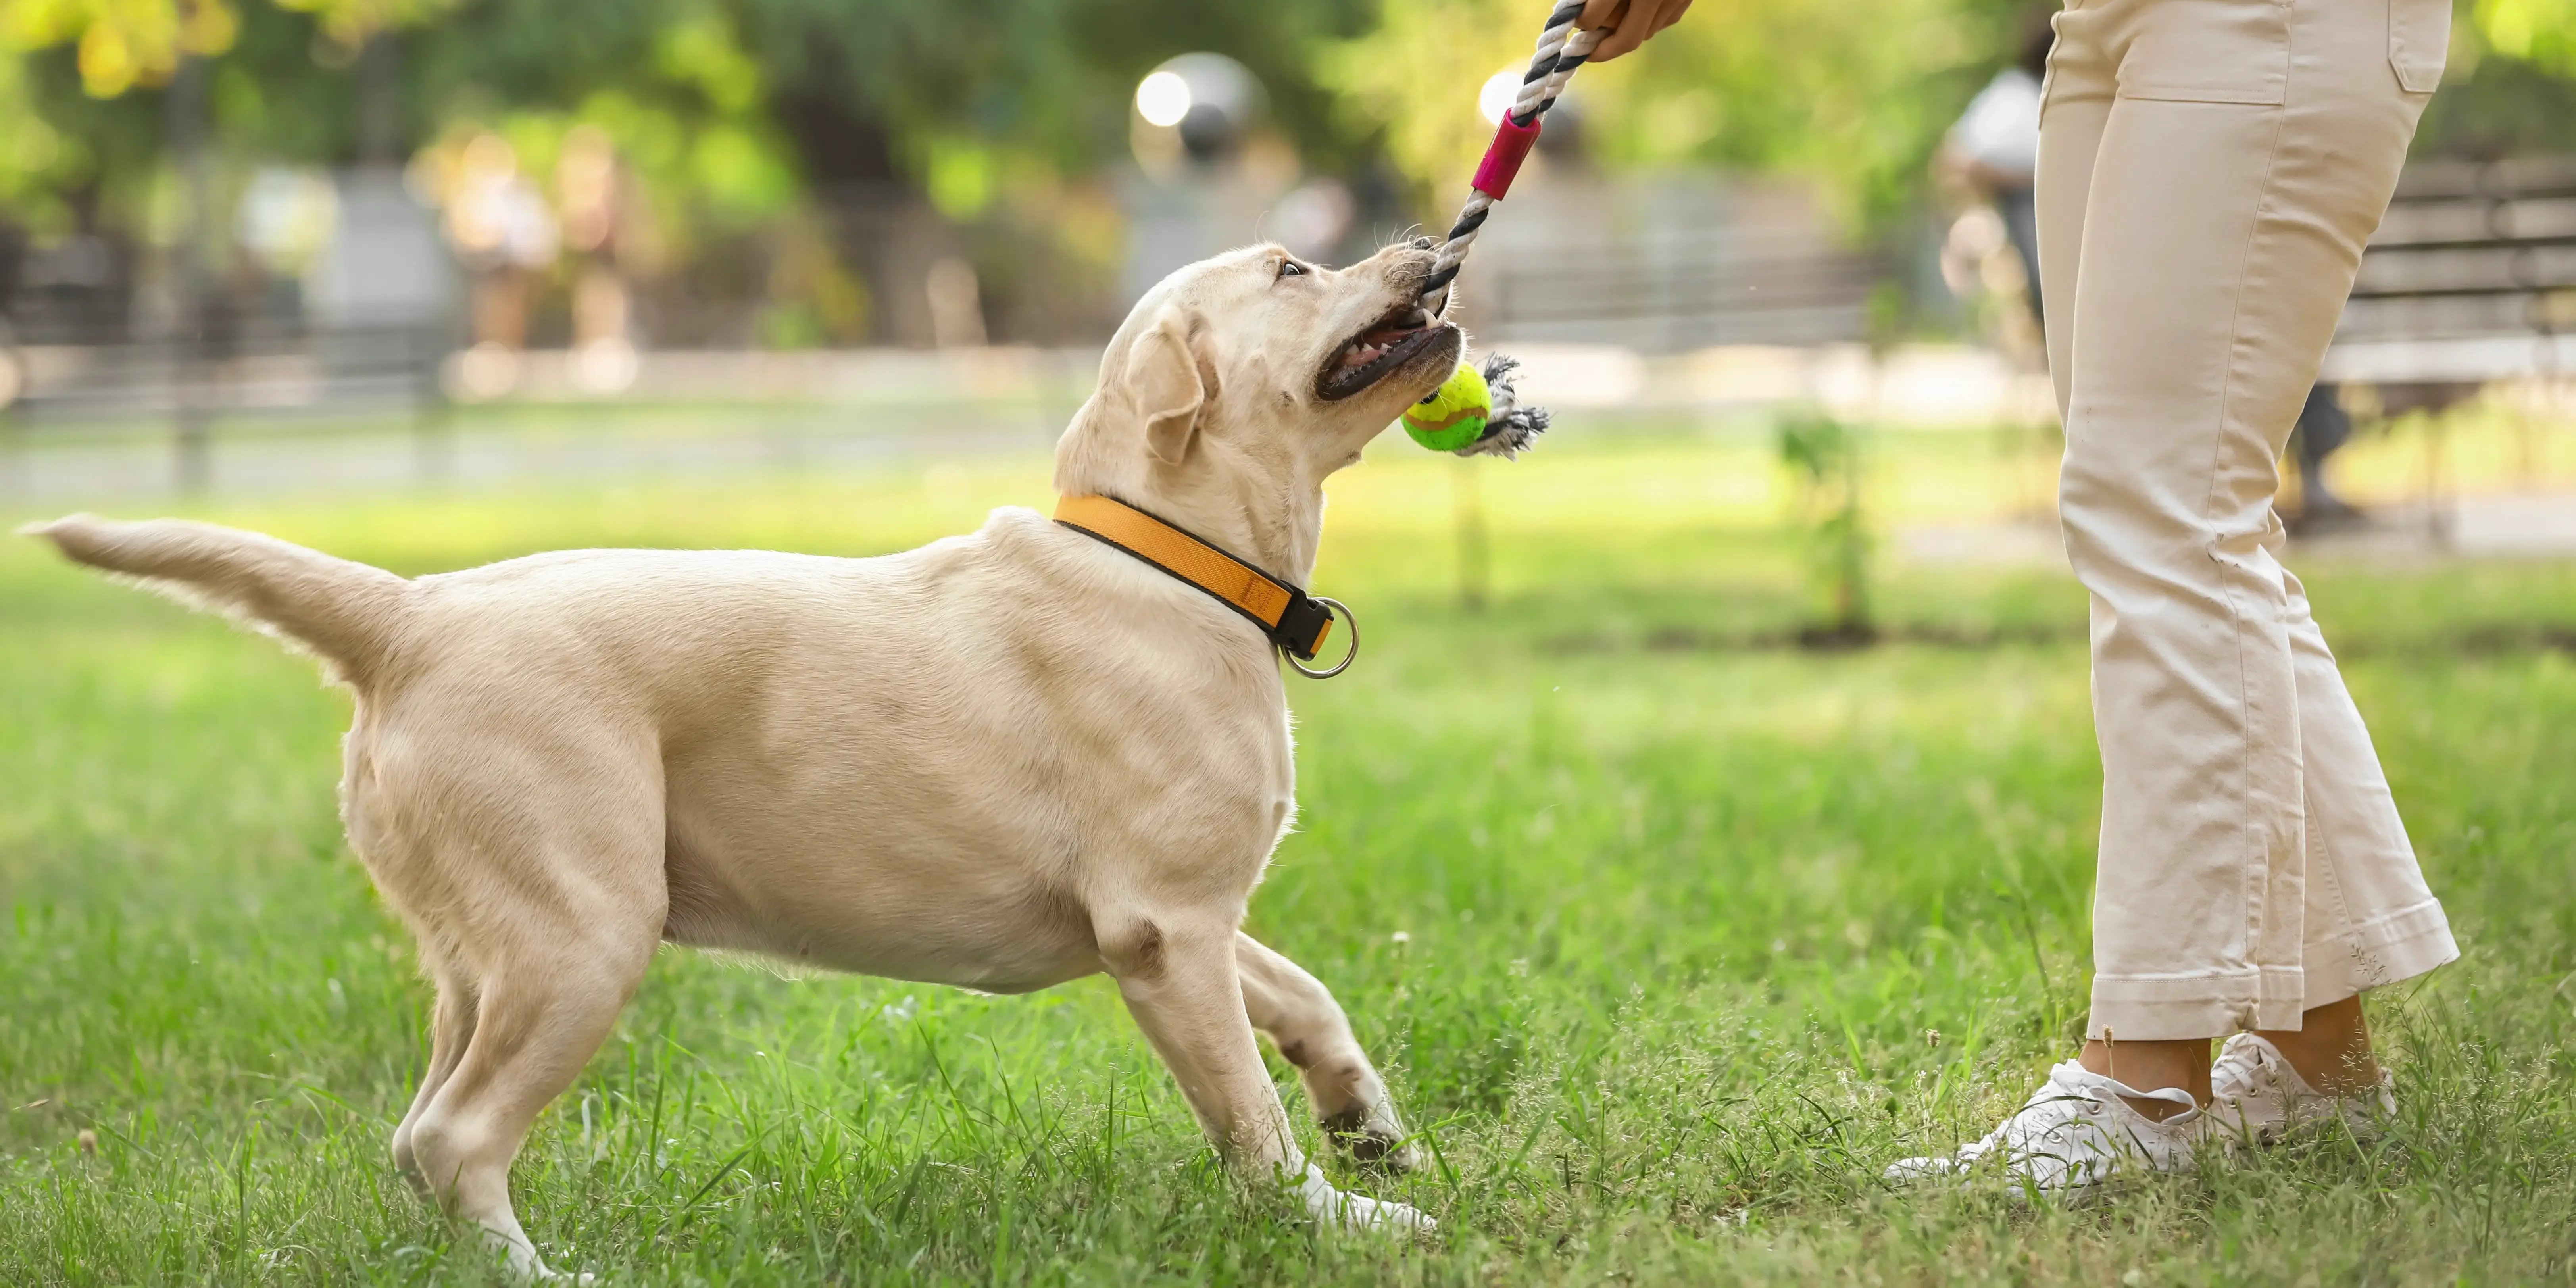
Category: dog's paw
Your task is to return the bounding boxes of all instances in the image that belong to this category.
[1320,1108,1425,1173]
[509,1257,597,1285]
[477,1231,595,1285]
[1297,1164,1437,1234]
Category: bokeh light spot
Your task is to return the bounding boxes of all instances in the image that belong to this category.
[1478,69,1521,126]
[1135,70,1192,127]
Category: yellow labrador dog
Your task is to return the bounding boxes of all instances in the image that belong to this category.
[31,240,1462,1277]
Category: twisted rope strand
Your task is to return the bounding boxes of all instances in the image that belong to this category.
[1418,6,1600,318]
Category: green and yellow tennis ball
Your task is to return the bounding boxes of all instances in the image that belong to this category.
[1401,363,1491,452]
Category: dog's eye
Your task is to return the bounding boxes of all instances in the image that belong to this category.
[1276,258,1307,279]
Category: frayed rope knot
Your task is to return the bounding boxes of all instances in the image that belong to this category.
[1460,353,1548,459]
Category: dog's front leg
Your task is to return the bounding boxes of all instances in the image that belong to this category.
[1236,932,1421,1171]
[1101,915,1432,1232]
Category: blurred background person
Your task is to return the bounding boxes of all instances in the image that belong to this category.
[1938,9,2052,334]
[1937,8,2368,532]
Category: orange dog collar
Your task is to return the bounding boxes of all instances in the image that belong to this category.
[1054,494,1344,667]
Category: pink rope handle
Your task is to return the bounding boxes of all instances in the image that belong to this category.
[1471,114,1546,201]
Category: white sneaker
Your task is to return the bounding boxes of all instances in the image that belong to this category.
[1885,1059,2204,1196]
[2207,1032,2395,1146]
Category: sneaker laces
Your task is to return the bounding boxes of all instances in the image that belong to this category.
[2208,1032,2394,1142]
[2210,1032,2283,1103]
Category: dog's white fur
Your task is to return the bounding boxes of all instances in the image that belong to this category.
[31,241,1463,1277]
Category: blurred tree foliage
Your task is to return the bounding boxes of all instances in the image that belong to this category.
[0,0,1378,236]
[0,0,2571,319]
[2475,0,2576,73]
[2,0,242,99]
[404,4,803,263]
[0,0,1390,346]
[2420,0,2576,158]
[729,0,1375,190]
[1186,0,2574,327]
[1331,0,2576,235]
[0,1,396,240]
[1326,0,2035,233]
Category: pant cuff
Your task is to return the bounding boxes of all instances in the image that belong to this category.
[2088,966,2307,1042]
[2298,896,2458,1014]
[2087,897,2459,1041]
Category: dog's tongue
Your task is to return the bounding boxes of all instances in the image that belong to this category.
[1337,310,1434,369]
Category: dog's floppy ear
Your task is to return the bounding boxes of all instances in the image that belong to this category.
[1122,308,1207,466]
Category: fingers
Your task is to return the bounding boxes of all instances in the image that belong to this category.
[1583,0,1691,63]
[1578,0,1631,34]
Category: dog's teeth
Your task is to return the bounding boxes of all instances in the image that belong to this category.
[1334,328,1412,374]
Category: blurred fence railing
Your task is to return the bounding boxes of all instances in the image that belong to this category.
[1451,173,1884,354]
[435,344,1100,410]
[7,158,2573,509]
[9,325,446,421]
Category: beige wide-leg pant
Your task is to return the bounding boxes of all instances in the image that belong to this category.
[2039,0,2460,1041]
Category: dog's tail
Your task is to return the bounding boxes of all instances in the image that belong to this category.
[25,514,413,685]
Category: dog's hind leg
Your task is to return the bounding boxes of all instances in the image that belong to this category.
[404,910,656,1280]
[1236,932,1420,1171]
[386,747,666,1282]
[391,942,479,1196]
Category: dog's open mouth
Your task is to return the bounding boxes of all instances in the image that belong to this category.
[1317,302,1455,402]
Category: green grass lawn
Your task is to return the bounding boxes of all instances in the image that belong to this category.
[4,432,2573,1284]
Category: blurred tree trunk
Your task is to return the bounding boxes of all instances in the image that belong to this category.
[357,32,404,167]
[772,89,953,349]
[166,54,213,496]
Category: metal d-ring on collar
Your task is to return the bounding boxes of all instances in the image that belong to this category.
[1283,596,1359,679]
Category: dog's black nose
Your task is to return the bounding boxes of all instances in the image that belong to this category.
[1411,236,1436,251]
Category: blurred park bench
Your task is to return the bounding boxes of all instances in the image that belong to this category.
[2322,156,2576,539]
[2328,156,2576,388]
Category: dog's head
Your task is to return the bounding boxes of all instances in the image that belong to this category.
[1053,241,1462,573]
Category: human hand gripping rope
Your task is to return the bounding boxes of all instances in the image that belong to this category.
[1398,1,1605,459]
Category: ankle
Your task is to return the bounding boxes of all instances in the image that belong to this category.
[2078,1036,2212,1118]
[2255,1032,2382,1096]
[2254,996,2381,1096]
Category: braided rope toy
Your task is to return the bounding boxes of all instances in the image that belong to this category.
[1399,1,1604,459]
